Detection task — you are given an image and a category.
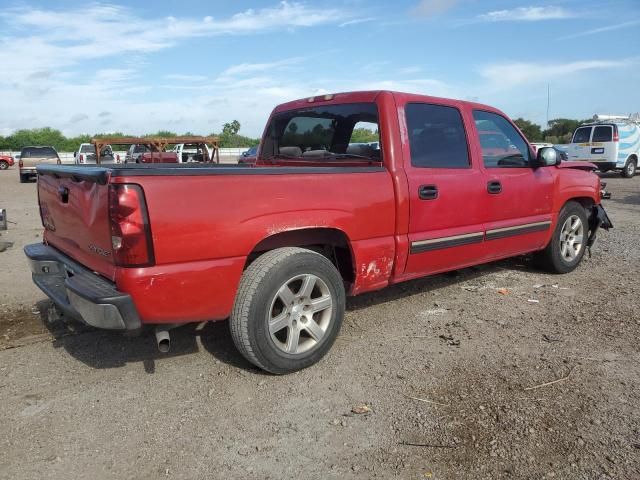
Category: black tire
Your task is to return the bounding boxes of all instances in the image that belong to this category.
[0,161,8,170]
[19,173,28,183]
[622,158,636,178]
[534,201,589,274]
[230,247,345,374]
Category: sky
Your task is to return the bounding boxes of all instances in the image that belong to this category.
[0,0,639,138]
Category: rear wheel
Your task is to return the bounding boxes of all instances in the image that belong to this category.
[534,201,588,274]
[230,247,345,374]
[19,173,28,183]
[0,161,8,170]
[622,158,636,178]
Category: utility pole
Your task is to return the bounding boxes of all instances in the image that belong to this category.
[546,84,550,128]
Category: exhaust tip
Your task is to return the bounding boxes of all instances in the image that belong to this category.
[155,328,171,353]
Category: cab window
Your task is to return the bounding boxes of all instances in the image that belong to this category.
[405,103,470,168]
[473,110,530,168]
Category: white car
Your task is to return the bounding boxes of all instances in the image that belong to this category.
[74,143,120,164]
[567,114,640,178]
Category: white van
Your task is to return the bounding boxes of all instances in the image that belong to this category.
[567,114,640,178]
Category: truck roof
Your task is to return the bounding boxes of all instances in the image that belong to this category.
[273,90,503,116]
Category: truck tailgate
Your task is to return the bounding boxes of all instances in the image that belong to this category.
[37,168,116,280]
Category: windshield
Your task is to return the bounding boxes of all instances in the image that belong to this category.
[261,102,381,163]
[21,147,57,158]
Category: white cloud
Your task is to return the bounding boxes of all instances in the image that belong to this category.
[560,19,640,39]
[219,58,303,78]
[339,17,376,27]
[479,59,631,89]
[0,2,351,137]
[478,6,572,22]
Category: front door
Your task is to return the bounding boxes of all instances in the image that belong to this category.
[472,110,554,259]
[402,101,488,276]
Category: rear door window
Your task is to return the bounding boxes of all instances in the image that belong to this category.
[592,126,613,142]
[572,127,592,143]
[405,103,470,168]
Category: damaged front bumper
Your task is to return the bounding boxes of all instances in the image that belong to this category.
[587,204,613,248]
[24,243,141,331]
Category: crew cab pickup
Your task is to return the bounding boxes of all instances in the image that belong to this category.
[25,91,611,374]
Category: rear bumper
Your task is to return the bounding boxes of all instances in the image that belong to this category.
[24,243,141,331]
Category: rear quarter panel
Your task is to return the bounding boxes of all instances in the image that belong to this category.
[114,170,396,322]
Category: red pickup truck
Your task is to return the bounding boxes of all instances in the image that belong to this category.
[25,91,611,374]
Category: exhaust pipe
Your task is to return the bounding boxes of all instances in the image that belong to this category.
[155,328,171,353]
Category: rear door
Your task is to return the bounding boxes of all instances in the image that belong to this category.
[472,110,554,258]
[568,126,593,161]
[402,101,488,276]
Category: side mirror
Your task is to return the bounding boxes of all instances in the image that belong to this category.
[536,147,559,167]
[73,152,77,158]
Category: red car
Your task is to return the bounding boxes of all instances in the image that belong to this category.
[0,154,15,170]
[25,90,611,374]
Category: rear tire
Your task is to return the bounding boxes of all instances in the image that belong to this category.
[534,201,588,274]
[19,173,28,183]
[0,161,8,170]
[622,158,636,178]
[230,247,345,374]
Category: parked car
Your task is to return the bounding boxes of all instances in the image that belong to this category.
[124,144,151,163]
[169,143,216,163]
[18,146,60,182]
[139,151,179,163]
[74,143,120,164]
[566,114,640,177]
[0,154,14,170]
[238,145,258,164]
[26,90,611,374]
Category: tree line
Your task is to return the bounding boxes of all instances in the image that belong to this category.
[513,117,592,144]
[0,121,260,152]
[0,117,590,153]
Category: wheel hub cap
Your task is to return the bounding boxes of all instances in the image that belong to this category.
[268,274,333,355]
[559,214,584,261]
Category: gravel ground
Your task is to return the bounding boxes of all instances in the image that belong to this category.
[0,168,639,479]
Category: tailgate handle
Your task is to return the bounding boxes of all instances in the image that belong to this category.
[418,184,438,200]
[487,181,502,194]
[58,186,69,204]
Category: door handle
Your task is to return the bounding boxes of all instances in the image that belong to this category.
[487,181,502,194]
[418,184,438,200]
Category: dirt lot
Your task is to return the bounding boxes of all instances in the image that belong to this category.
[0,168,639,479]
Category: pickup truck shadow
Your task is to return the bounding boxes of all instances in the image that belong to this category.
[38,256,534,373]
[38,301,255,374]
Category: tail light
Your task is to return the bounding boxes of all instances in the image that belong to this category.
[613,126,619,142]
[19,159,23,168]
[109,184,154,267]
[79,154,84,163]
[116,154,121,163]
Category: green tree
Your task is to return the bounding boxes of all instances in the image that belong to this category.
[222,120,241,136]
[513,118,542,142]
[350,128,379,143]
[542,118,591,144]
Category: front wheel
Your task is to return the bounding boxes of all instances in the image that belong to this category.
[534,201,588,273]
[622,158,636,178]
[230,247,345,374]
